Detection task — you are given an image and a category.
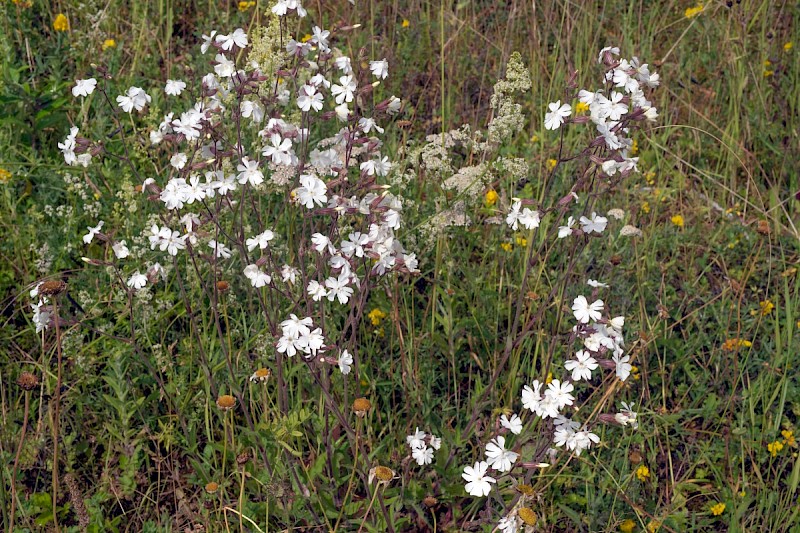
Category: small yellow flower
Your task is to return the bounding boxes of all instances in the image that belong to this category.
[670,214,684,228]
[368,308,387,326]
[764,70,774,78]
[684,3,704,18]
[53,13,69,32]
[575,101,589,114]
[758,300,774,316]
[545,372,553,385]
[0,168,11,184]
[784,42,793,52]
[782,430,796,447]
[722,338,752,351]
[738,490,746,497]
[635,465,650,481]
[767,440,784,457]
[237,0,255,11]
[620,519,636,533]
[530,134,539,143]
[641,201,650,214]
[401,19,410,28]
[647,520,661,533]
[710,502,725,516]
[631,138,639,155]
[515,236,527,247]
[546,158,557,171]
[102,38,116,50]
[301,33,312,43]
[485,189,499,207]
[501,242,513,252]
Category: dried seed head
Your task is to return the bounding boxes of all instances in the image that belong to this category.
[629,450,643,464]
[39,280,67,296]
[204,481,219,494]
[518,507,538,525]
[422,495,438,508]
[249,368,271,383]
[216,280,230,292]
[17,371,39,391]
[216,394,236,411]
[515,484,535,497]
[236,450,251,465]
[352,397,371,417]
[368,465,396,486]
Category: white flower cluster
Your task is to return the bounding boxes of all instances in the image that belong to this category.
[406,427,441,466]
[276,314,324,359]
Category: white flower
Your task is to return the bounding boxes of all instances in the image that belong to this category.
[201,30,217,54]
[236,157,264,186]
[615,402,639,428]
[208,240,232,259]
[334,56,352,74]
[246,229,274,251]
[214,53,236,78]
[506,201,523,230]
[462,461,495,497]
[500,413,523,435]
[564,350,598,381]
[518,208,541,230]
[297,84,324,112]
[310,26,330,52]
[112,240,130,259]
[216,28,248,51]
[116,86,150,113]
[485,436,518,472]
[387,95,402,115]
[498,516,520,533]
[262,134,294,166]
[407,428,427,449]
[572,295,604,323]
[544,100,571,130]
[241,100,264,123]
[609,316,625,333]
[83,221,104,244]
[294,174,327,209]
[341,232,369,258]
[72,78,97,98]
[127,271,147,290]
[337,349,353,374]
[429,435,442,450]
[369,59,389,79]
[243,264,271,288]
[170,152,188,170]
[613,353,632,381]
[281,265,299,284]
[558,216,576,238]
[311,233,335,255]
[298,327,325,357]
[598,46,620,63]
[331,75,356,104]
[280,314,312,339]
[545,380,574,411]
[521,380,543,414]
[164,79,187,96]
[31,300,51,333]
[580,212,608,234]
[587,279,608,288]
[360,156,392,177]
[325,273,353,304]
[412,446,434,466]
[307,280,327,301]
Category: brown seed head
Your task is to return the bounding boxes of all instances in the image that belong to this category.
[17,371,39,391]
[236,450,251,465]
[422,495,438,508]
[352,397,371,416]
[216,280,230,292]
[368,465,396,486]
[629,450,643,464]
[518,507,538,525]
[515,484,535,496]
[39,280,67,296]
[204,481,219,494]
[216,394,236,411]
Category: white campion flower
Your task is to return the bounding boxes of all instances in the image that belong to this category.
[500,413,523,435]
[294,174,327,209]
[598,45,620,63]
[505,201,522,230]
[298,327,325,357]
[485,436,518,472]
[521,380,543,414]
[208,240,233,259]
[72,78,97,97]
[558,216,576,238]
[311,233,336,255]
[297,84,324,112]
[272,0,307,17]
[615,402,639,428]
[31,300,51,333]
[518,208,541,230]
[331,75,356,104]
[200,30,217,54]
[334,56,352,74]
[587,279,608,288]
[58,126,78,165]
[307,280,327,301]
[462,461,496,497]
[310,26,330,52]
[262,134,293,166]
[407,428,426,449]
[116,86,151,113]
[609,316,625,333]
[387,95,402,115]
[246,229,274,251]
[545,380,575,411]
[83,221,104,244]
[412,446,434,466]
[341,232,369,258]
[127,271,147,290]
[369,59,389,79]
[325,273,353,304]
[498,517,520,532]
[544,100,571,130]
[214,54,236,78]
[280,314,312,339]
[241,100,264,123]
[338,349,353,375]
[580,212,608,234]
[572,295,604,323]
[215,28,248,51]
[243,264,271,288]
[112,240,130,259]
[613,353,632,381]
[429,435,442,450]
[564,350,599,382]
[281,265,298,284]
[236,157,264,186]
[170,152,188,170]
[164,79,186,96]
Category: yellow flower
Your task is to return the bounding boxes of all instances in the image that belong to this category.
[635,465,650,481]
[784,42,793,52]
[301,33,312,43]
[367,308,387,326]
[530,134,539,143]
[647,520,661,533]
[782,430,796,447]
[764,70,774,78]
[401,19,410,28]
[515,236,527,247]
[631,138,639,155]
[575,101,589,114]
[620,519,636,533]
[670,214,684,228]
[757,300,774,316]
[641,201,650,214]
[684,3,704,18]
[102,38,116,50]
[767,440,784,457]
[238,1,255,11]
[722,338,751,351]
[710,502,725,516]
[500,242,513,252]
[53,13,69,32]
[0,168,11,184]
[545,372,553,385]
[485,189,499,207]
[546,158,557,171]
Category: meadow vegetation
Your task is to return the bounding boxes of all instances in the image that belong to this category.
[0,1,798,532]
